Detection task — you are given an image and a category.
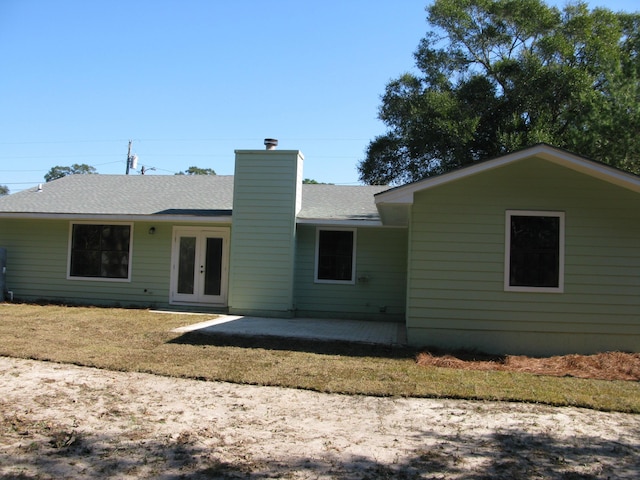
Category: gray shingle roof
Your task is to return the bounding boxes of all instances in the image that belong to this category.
[0,174,388,222]
[298,184,389,221]
[0,175,235,216]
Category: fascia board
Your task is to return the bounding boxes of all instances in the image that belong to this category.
[234,149,304,161]
[0,213,233,223]
[374,144,640,205]
[296,218,383,227]
[374,154,523,205]
[538,150,640,193]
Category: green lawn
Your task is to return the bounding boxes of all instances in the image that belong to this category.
[1,303,638,413]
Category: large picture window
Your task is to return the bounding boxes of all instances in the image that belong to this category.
[315,228,356,284]
[69,223,132,280]
[505,211,564,292]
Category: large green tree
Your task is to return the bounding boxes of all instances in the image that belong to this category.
[359,0,640,185]
[44,163,97,182]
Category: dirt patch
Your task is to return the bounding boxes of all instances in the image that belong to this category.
[1,356,639,479]
[416,351,640,381]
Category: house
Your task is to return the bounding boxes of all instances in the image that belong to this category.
[0,142,639,355]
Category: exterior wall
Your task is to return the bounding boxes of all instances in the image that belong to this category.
[0,218,226,309]
[228,150,303,317]
[407,158,640,355]
[293,224,407,321]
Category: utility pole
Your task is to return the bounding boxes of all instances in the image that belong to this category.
[125,140,137,174]
[125,140,132,175]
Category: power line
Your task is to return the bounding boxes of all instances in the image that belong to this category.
[0,161,122,173]
[2,181,43,185]
[0,136,370,146]
[93,161,124,167]
[0,155,122,160]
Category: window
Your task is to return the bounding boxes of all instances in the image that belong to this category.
[315,228,356,284]
[505,211,564,292]
[69,223,132,280]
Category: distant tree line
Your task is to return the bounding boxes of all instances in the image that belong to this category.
[41,164,217,184]
[174,166,216,175]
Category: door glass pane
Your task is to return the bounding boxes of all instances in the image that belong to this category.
[177,237,196,294]
[204,237,223,296]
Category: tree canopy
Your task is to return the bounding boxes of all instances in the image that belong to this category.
[358,0,640,185]
[0,185,8,196]
[44,164,97,182]
[175,166,216,175]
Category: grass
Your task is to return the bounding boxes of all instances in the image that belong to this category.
[1,303,639,413]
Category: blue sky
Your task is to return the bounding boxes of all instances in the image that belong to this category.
[1,0,638,192]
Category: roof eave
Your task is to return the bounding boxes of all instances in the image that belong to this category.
[374,144,640,207]
[0,212,233,223]
[296,217,384,227]
[374,203,411,227]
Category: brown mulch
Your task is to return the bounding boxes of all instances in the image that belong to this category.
[416,351,640,381]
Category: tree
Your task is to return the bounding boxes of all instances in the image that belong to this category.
[302,178,333,184]
[175,166,216,175]
[44,163,97,182]
[359,0,640,185]
[0,185,8,196]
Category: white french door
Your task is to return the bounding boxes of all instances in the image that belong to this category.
[170,227,229,305]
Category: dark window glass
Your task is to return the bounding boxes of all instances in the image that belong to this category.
[204,237,223,296]
[509,215,560,288]
[177,236,196,294]
[70,224,130,279]
[317,230,354,281]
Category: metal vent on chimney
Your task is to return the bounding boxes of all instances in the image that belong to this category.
[264,138,278,150]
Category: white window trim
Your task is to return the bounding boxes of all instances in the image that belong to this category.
[67,221,134,282]
[504,210,565,293]
[314,227,357,285]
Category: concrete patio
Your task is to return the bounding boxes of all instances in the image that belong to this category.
[171,315,407,346]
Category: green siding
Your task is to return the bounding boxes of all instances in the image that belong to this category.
[228,150,303,317]
[407,158,640,355]
[293,225,407,321]
[0,218,224,309]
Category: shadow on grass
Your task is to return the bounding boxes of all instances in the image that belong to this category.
[168,330,420,359]
[2,424,638,479]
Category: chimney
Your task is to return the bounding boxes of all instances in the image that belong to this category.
[230,141,304,317]
[264,138,278,150]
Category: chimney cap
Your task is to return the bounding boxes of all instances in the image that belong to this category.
[264,138,278,150]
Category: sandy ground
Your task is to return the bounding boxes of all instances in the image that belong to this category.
[0,356,638,479]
